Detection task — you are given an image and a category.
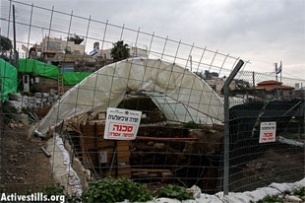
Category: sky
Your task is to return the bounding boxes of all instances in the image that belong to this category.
[1,0,305,83]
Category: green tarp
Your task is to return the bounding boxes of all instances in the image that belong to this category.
[63,72,92,85]
[0,59,18,102]
[18,59,92,85]
[18,59,59,80]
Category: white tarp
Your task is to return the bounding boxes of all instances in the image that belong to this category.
[144,92,222,125]
[36,58,224,135]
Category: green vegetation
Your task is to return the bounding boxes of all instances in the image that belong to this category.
[110,40,130,62]
[81,177,195,202]
[183,121,200,129]
[2,105,18,124]
[42,183,81,203]
[5,178,305,202]
[82,177,152,203]
[0,35,13,60]
[43,183,65,197]
[254,195,284,203]
[155,184,194,201]
[5,180,194,202]
[254,187,305,203]
[293,187,305,197]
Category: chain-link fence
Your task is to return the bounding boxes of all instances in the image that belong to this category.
[0,0,304,199]
[222,69,305,194]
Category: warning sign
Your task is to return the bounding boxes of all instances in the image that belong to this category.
[104,107,142,140]
[259,121,276,143]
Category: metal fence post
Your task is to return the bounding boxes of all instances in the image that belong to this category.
[223,59,244,195]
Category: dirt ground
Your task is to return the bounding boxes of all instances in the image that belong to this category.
[230,142,304,192]
[0,123,56,193]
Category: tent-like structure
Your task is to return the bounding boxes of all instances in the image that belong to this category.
[36,58,224,135]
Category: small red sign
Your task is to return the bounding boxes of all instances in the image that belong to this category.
[259,122,276,143]
[104,108,142,140]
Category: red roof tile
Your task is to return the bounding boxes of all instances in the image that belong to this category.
[257,80,282,86]
[255,80,294,91]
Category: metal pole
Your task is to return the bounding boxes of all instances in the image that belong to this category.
[0,62,2,187]
[303,84,305,178]
[7,0,12,37]
[223,59,244,195]
[280,61,282,82]
[26,4,34,58]
[252,71,256,100]
[275,63,278,81]
[45,6,54,56]
[12,5,18,67]
[12,5,16,53]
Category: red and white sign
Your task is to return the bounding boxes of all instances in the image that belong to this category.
[259,121,276,143]
[104,107,142,140]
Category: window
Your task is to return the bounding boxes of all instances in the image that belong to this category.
[46,41,61,51]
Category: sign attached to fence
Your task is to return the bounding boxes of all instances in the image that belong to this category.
[259,121,276,143]
[104,107,142,140]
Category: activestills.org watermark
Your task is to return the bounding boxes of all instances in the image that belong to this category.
[1,192,65,203]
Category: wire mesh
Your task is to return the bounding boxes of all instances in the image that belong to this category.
[0,0,304,198]
[224,70,305,192]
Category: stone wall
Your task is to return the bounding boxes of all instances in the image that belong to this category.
[6,91,60,118]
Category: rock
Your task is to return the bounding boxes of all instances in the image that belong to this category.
[153,143,165,149]
[53,95,59,101]
[256,162,263,170]
[42,93,49,98]
[48,97,54,102]
[187,185,202,198]
[35,92,42,98]
[10,155,17,162]
[285,195,302,202]
[8,92,22,101]
[147,141,155,146]
[17,177,25,182]
[50,89,57,96]
[6,100,22,113]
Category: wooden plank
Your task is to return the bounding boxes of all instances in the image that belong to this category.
[131,168,173,182]
[131,168,172,173]
[136,136,199,141]
[80,123,105,137]
[41,146,51,157]
[80,123,131,169]
[111,167,131,178]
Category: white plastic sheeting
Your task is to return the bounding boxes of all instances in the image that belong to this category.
[144,92,222,125]
[277,136,304,148]
[36,58,224,135]
[117,178,305,202]
[48,134,83,196]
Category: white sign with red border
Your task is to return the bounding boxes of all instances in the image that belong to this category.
[104,107,142,140]
[259,121,276,143]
